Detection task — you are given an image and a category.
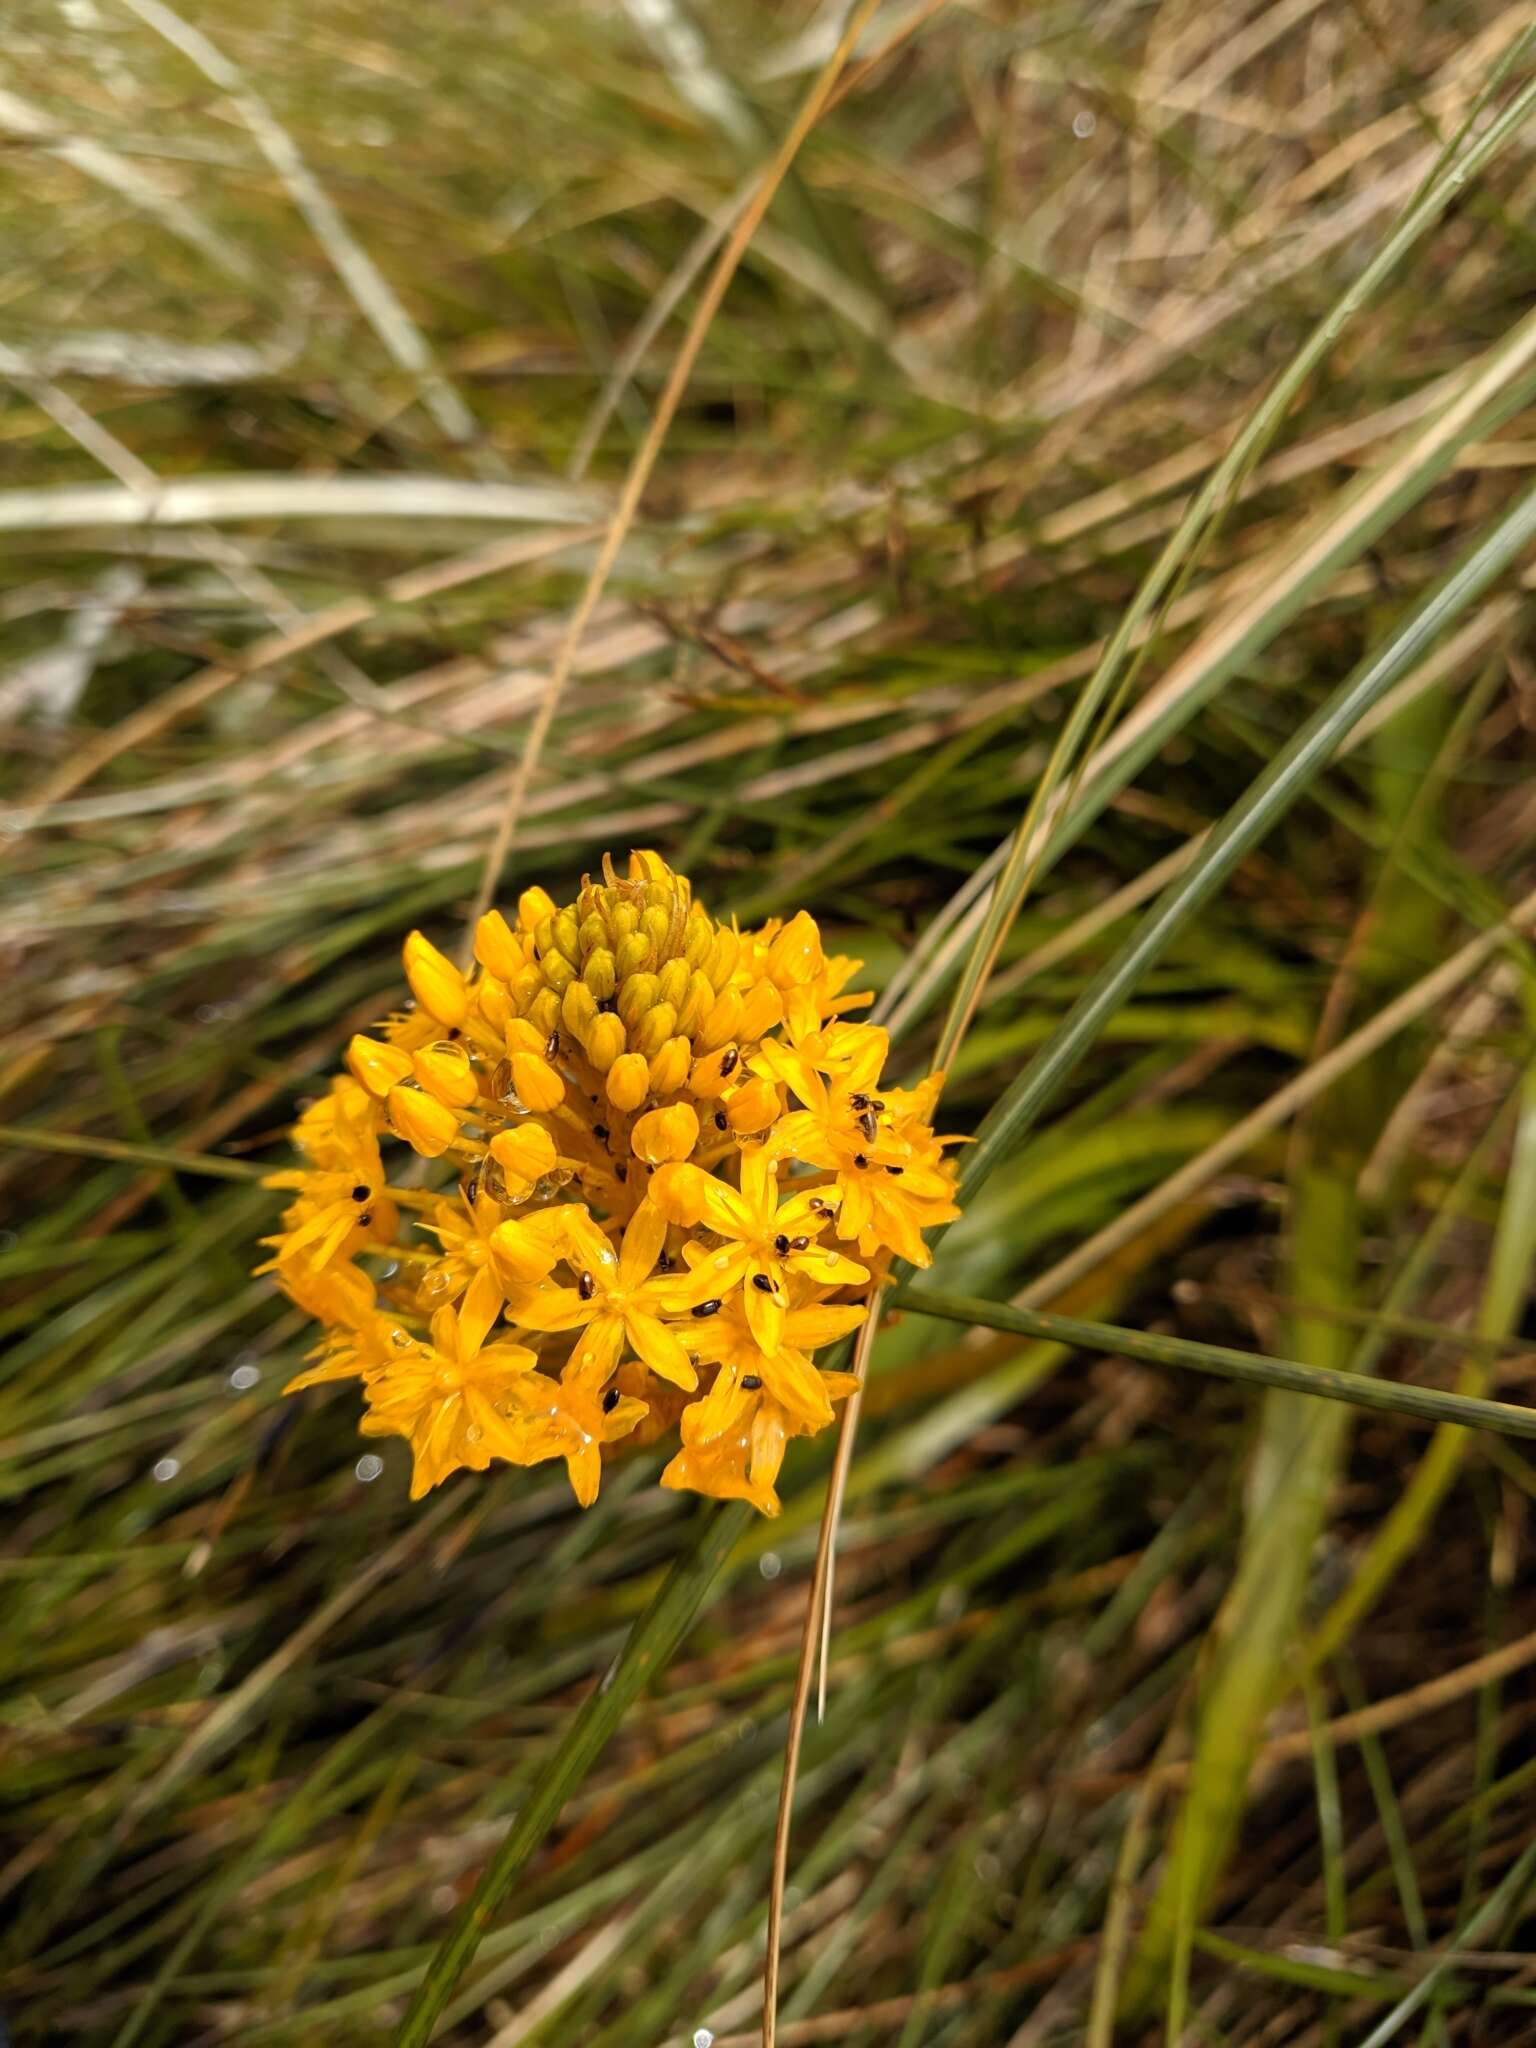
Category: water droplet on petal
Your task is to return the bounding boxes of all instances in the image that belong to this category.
[390,1327,413,1350]
[152,1456,180,1483]
[714,1254,730,1269]
[355,1453,384,1482]
[694,2031,715,2048]
[228,1363,260,1391]
[824,1252,840,1269]
[464,1423,484,1445]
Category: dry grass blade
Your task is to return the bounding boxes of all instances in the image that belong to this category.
[466,0,887,940]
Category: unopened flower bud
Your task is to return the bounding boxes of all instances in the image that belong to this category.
[490,1215,562,1286]
[403,931,469,1028]
[474,910,525,982]
[688,1044,739,1098]
[582,947,617,1003]
[615,931,652,979]
[617,972,659,1030]
[606,1053,650,1113]
[654,957,688,1012]
[696,986,742,1052]
[540,951,575,995]
[767,910,824,988]
[413,1041,478,1109]
[517,885,557,933]
[578,913,607,957]
[676,970,713,1036]
[586,1014,627,1072]
[647,1035,691,1096]
[561,980,598,1043]
[489,1122,557,1189]
[527,989,562,1040]
[725,1077,780,1134]
[347,1033,413,1097]
[475,977,511,1032]
[632,1003,677,1059]
[632,1102,699,1165]
[641,905,672,957]
[387,1083,461,1157]
[510,1052,564,1112]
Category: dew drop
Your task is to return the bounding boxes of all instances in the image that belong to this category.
[758,1551,782,1581]
[355,1453,384,1483]
[694,2032,715,2048]
[713,1254,730,1269]
[1072,108,1097,139]
[824,1252,840,1269]
[464,1423,484,1445]
[152,1456,180,1484]
[390,1327,414,1349]
[228,1363,260,1391]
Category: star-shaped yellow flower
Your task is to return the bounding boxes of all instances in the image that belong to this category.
[508,1200,702,1391]
[679,1147,867,1356]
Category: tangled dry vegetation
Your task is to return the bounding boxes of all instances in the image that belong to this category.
[3,1,1536,2042]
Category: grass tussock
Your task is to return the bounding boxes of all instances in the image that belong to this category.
[3,1,1536,2042]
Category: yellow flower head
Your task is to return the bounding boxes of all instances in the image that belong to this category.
[262,850,959,1509]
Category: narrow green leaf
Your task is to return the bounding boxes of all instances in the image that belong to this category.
[394,1500,750,2045]
[958,475,1536,1206]
[932,47,1536,1062]
[891,1286,1536,1442]
[0,1123,263,1181]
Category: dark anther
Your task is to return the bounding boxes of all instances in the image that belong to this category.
[593,1123,609,1141]
[546,1032,560,1058]
[853,1153,869,1170]
[602,1387,621,1413]
[790,1234,810,1251]
[357,1211,374,1228]
[714,1112,728,1130]
[351,1184,371,1202]
[447,1027,461,1041]
[774,1233,790,1256]
[691,1298,722,1318]
[719,1047,739,1076]
[463,1177,480,1207]
[657,1250,672,1270]
[741,1373,763,1391]
[751,1273,775,1294]
[887,1164,904,1176]
[808,1196,828,1212]
[578,1270,596,1301]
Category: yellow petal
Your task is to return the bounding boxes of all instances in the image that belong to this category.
[624,1310,698,1391]
[619,1200,669,1287]
[403,930,469,1028]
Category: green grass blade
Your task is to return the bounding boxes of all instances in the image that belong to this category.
[889,1287,1536,1442]
[393,1500,750,2046]
[958,471,1536,1205]
[932,48,1536,1063]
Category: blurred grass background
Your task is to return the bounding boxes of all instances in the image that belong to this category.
[4,1,1536,2042]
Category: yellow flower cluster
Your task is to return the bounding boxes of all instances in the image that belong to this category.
[262,851,960,1515]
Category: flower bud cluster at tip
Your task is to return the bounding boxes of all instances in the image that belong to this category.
[260,850,961,1514]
